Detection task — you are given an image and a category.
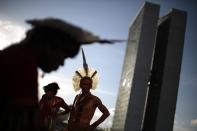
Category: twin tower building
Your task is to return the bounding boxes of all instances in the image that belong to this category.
[112,2,187,131]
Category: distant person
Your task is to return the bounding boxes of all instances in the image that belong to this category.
[39,82,69,131]
[0,17,117,131]
[66,49,110,131]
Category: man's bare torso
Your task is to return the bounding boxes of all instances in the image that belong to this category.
[68,93,100,130]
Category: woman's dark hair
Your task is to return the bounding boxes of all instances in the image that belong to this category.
[43,82,60,95]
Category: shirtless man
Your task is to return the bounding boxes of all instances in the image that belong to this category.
[39,82,69,131]
[66,49,110,131]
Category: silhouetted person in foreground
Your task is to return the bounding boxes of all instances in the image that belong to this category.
[0,18,118,131]
[39,82,69,131]
[65,49,110,131]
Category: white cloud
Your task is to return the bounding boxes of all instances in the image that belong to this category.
[173,125,194,131]
[0,20,26,50]
[173,119,197,131]
[191,119,197,126]
[174,119,187,126]
[92,89,116,97]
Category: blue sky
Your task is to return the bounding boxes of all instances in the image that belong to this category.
[0,0,196,130]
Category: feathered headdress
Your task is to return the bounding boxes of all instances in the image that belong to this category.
[72,48,99,92]
[26,17,126,44]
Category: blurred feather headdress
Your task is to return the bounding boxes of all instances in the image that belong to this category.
[72,48,99,92]
[26,17,126,44]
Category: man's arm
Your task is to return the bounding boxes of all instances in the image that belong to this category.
[90,98,110,130]
[58,97,70,115]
